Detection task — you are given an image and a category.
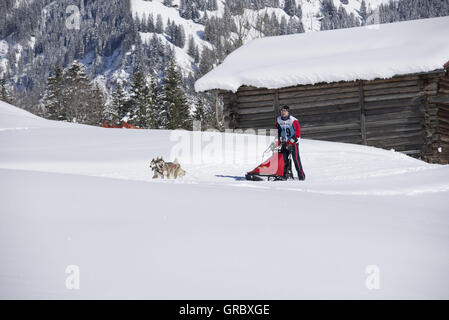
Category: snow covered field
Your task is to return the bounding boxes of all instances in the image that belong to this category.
[1,101,449,299]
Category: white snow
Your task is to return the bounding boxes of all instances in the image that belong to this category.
[130,0,211,49]
[233,7,292,42]
[1,101,449,299]
[300,0,393,32]
[195,16,449,93]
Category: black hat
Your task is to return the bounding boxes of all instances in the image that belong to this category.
[281,105,290,112]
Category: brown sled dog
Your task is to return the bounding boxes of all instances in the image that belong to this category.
[150,157,186,179]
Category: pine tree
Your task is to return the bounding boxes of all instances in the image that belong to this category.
[280,16,288,35]
[42,67,65,120]
[63,61,104,125]
[0,78,12,104]
[141,13,147,32]
[287,16,301,34]
[156,14,164,34]
[193,95,214,129]
[64,62,92,123]
[271,12,280,35]
[193,45,200,64]
[111,82,128,123]
[89,84,105,126]
[148,75,167,128]
[207,0,218,11]
[128,71,150,128]
[360,0,368,23]
[187,36,196,57]
[199,47,214,76]
[163,58,191,130]
[147,14,155,32]
[284,0,297,16]
[175,24,186,48]
[166,19,175,40]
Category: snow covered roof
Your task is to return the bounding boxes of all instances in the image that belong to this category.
[195,16,449,93]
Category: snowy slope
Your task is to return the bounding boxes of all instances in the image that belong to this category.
[140,32,196,76]
[1,101,449,299]
[195,16,449,92]
[129,0,392,71]
[131,0,211,74]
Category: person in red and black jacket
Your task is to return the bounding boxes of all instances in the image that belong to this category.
[275,105,306,181]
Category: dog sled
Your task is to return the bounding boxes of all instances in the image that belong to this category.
[245,140,294,181]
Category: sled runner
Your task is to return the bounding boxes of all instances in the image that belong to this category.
[245,141,294,181]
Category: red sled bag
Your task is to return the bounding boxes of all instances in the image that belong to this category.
[245,141,294,181]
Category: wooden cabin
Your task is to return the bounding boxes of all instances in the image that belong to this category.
[195,17,449,164]
[218,69,449,164]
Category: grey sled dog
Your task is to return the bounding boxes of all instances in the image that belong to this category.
[150,157,186,179]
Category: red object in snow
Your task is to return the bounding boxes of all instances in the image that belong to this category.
[101,122,141,129]
[246,151,286,179]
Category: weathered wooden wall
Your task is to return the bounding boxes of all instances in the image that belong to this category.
[424,71,449,164]
[219,69,449,164]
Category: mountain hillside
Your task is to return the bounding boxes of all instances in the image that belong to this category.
[0,0,448,123]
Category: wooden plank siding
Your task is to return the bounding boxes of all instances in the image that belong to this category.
[424,69,449,164]
[219,69,449,164]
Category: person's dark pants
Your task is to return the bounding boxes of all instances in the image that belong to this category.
[282,143,306,180]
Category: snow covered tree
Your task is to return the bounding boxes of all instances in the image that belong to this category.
[320,0,358,30]
[163,58,192,130]
[287,16,303,34]
[89,84,105,125]
[110,82,128,123]
[140,13,147,32]
[134,13,141,31]
[271,12,281,35]
[64,62,91,123]
[207,0,218,10]
[193,45,200,64]
[187,36,196,57]
[42,63,105,125]
[180,0,200,21]
[155,14,164,34]
[64,62,104,125]
[148,75,167,129]
[0,78,13,105]
[199,47,214,77]
[360,0,368,23]
[297,3,303,20]
[42,67,65,120]
[187,36,200,63]
[284,0,298,16]
[146,14,155,32]
[193,95,214,129]
[175,25,186,48]
[128,71,150,128]
[280,16,288,35]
